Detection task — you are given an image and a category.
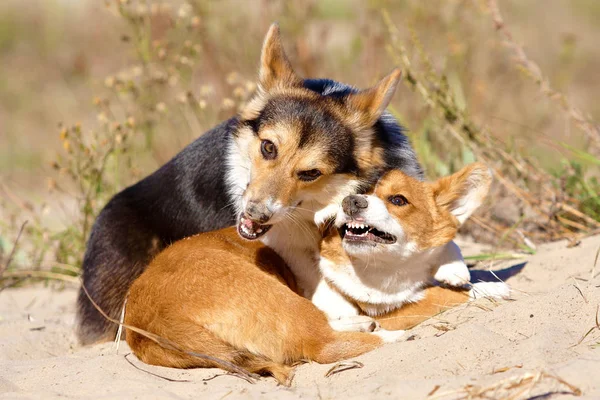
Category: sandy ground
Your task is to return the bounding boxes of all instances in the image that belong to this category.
[1,235,600,400]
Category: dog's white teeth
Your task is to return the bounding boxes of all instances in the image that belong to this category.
[256,228,263,233]
[359,224,365,229]
[241,224,255,236]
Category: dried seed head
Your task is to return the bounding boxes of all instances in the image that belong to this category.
[245,81,257,92]
[178,3,192,19]
[156,102,167,113]
[222,98,235,110]
[200,85,213,96]
[233,87,245,98]
[226,72,239,85]
[47,178,57,192]
[177,93,188,104]
[126,116,136,128]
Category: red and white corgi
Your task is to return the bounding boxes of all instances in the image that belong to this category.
[124,163,508,384]
[313,163,509,330]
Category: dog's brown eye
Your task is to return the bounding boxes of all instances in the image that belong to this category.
[260,140,277,160]
[298,169,322,182]
[389,195,409,206]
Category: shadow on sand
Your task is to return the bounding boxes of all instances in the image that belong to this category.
[469,262,527,283]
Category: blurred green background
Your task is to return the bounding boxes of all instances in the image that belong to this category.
[1,0,599,274]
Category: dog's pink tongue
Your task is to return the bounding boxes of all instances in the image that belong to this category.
[242,218,257,230]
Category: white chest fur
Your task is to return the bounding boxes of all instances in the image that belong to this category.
[259,208,323,297]
[316,254,433,317]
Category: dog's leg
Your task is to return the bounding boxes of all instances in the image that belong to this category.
[305,331,386,364]
[312,280,383,332]
[372,329,406,343]
[328,315,380,332]
[314,203,340,227]
[433,241,470,287]
[375,286,471,330]
[312,279,360,319]
[374,282,511,331]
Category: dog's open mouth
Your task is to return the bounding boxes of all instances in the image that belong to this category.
[340,222,396,245]
[237,214,272,240]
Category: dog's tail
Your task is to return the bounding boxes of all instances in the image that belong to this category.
[126,328,295,385]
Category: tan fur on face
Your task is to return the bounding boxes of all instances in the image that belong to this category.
[238,26,403,215]
[372,162,492,250]
[241,121,352,211]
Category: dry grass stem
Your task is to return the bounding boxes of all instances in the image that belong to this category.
[0,221,28,278]
[382,9,597,248]
[124,353,191,383]
[592,245,600,281]
[428,370,581,399]
[324,361,364,378]
[0,270,79,284]
[488,0,600,154]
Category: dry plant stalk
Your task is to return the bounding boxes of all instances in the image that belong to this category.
[382,9,598,247]
[0,221,28,279]
[124,353,191,383]
[487,0,600,155]
[325,361,364,378]
[429,370,582,399]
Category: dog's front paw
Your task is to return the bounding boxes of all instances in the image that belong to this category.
[314,204,339,227]
[373,329,406,343]
[434,261,471,287]
[329,315,380,332]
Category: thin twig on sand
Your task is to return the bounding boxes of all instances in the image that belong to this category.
[428,370,581,399]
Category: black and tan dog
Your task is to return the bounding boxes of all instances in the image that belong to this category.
[77,24,430,344]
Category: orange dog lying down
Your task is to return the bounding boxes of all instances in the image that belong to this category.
[125,164,507,384]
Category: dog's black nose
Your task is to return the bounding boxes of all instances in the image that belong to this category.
[342,195,368,216]
[245,201,272,223]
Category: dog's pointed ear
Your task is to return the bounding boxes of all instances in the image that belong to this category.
[259,23,301,92]
[345,68,401,128]
[432,163,492,225]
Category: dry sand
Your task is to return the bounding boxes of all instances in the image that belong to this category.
[1,235,599,399]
